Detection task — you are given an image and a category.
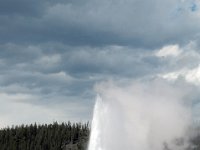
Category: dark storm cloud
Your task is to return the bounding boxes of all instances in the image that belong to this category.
[1,0,200,47]
[0,43,160,103]
[0,0,200,126]
[0,0,70,17]
[0,0,45,16]
[36,44,160,78]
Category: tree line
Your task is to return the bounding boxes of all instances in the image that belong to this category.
[0,122,200,150]
[0,122,89,150]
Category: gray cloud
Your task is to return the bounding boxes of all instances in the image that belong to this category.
[0,0,45,17]
[0,0,200,126]
[0,0,200,47]
[0,41,200,126]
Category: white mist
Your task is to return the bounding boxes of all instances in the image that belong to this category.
[88,81,192,150]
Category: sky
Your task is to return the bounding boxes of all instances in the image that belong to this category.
[1,0,200,127]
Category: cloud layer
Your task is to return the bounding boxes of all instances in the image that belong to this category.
[0,0,200,127]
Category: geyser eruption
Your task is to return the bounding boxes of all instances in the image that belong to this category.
[88,81,192,150]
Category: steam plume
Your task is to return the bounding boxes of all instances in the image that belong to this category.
[88,80,192,150]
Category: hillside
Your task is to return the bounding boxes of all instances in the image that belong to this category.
[0,122,89,150]
[0,122,200,150]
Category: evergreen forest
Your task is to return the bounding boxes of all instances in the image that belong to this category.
[0,122,200,150]
[0,122,89,150]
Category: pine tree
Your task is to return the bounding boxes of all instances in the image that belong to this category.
[0,122,89,150]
